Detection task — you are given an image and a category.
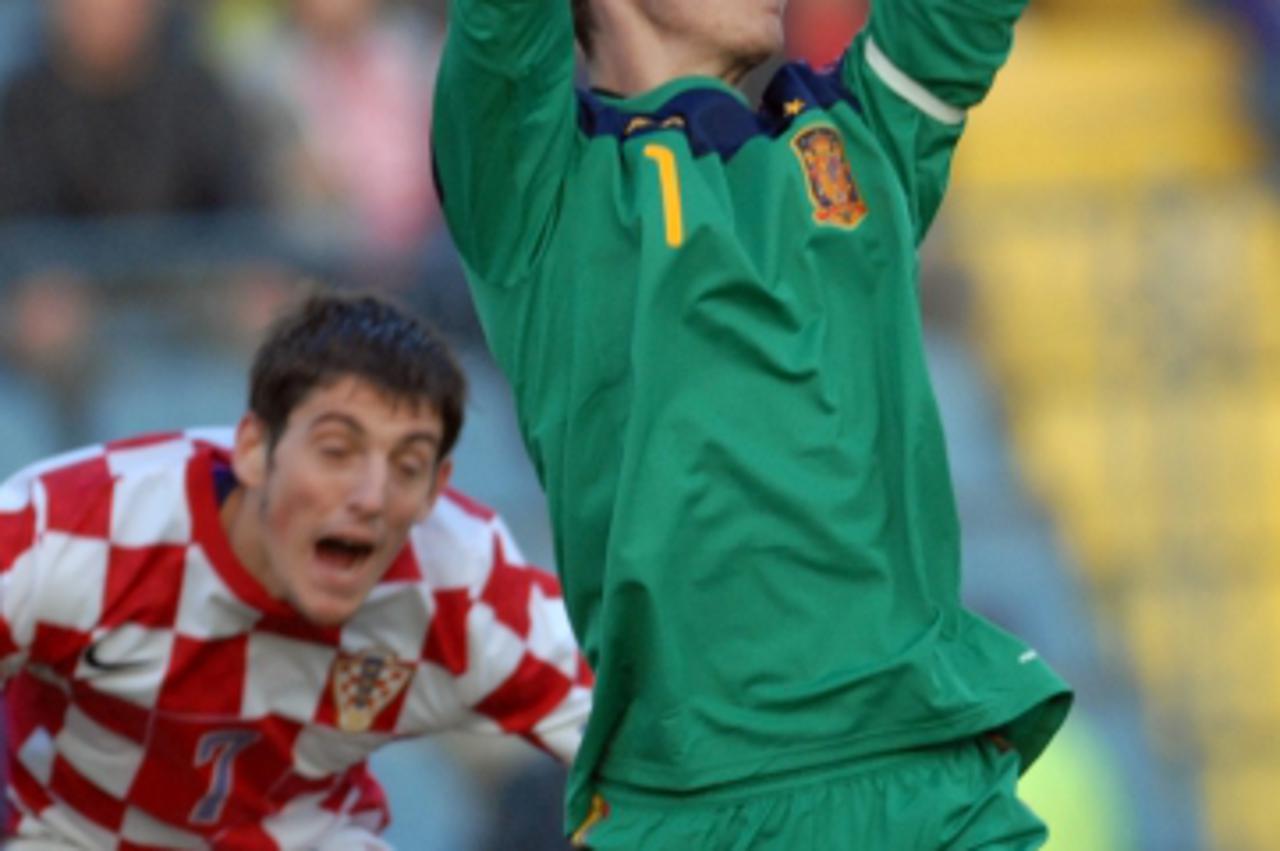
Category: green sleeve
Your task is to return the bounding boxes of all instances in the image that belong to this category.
[433,0,578,285]
[842,0,1029,241]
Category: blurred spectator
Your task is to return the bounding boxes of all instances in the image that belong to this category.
[221,0,443,263]
[0,0,263,446]
[0,0,258,217]
[0,269,98,427]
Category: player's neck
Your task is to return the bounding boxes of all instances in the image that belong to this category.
[219,486,286,598]
[587,18,754,95]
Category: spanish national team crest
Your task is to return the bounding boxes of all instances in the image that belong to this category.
[791,125,868,229]
[331,646,414,733]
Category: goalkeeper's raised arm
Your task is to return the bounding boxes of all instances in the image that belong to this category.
[433,0,578,285]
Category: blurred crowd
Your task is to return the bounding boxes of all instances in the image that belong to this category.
[0,0,461,453]
[0,0,446,244]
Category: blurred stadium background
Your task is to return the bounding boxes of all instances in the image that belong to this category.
[1,0,1277,848]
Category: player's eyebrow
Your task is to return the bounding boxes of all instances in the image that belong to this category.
[394,430,443,452]
[309,412,367,436]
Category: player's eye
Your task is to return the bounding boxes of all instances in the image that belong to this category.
[317,443,353,461]
[396,459,429,481]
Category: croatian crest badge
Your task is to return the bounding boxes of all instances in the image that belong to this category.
[791,125,868,229]
[331,646,414,733]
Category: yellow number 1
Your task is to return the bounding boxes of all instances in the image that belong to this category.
[643,144,684,248]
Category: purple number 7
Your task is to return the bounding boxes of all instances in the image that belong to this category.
[190,729,261,825]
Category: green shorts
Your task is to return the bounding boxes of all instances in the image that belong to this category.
[575,736,1047,850]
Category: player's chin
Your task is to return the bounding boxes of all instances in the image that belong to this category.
[768,21,787,53]
[746,27,785,64]
[294,548,392,625]
[293,591,365,627]
[761,4,787,39]
[291,572,382,626]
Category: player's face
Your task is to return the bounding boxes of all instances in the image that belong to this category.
[290,0,380,42]
[55,0,158,76]
[232,375,452,626]
[636,0,787,71]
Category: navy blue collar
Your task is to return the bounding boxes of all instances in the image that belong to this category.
[578,56,859,161]
[212,458,238,507]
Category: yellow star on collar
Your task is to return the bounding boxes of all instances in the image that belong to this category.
[784,98,807,117]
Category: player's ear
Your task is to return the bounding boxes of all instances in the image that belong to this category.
[231,413,270,490]
[416,456,454,522]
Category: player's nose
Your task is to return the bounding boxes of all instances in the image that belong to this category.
[346,458,390,518]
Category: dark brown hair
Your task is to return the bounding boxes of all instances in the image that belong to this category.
[249,292,466,459]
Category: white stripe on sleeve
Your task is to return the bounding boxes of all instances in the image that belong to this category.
[865,37,966,125]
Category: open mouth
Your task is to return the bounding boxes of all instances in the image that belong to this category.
[315,536,376,570]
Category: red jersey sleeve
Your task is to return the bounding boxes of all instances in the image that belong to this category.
[448,516,592,763]
[0,470,40,680]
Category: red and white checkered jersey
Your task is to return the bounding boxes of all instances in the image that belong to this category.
[0,429,592,850]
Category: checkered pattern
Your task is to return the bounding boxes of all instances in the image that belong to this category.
[0,430,592,849]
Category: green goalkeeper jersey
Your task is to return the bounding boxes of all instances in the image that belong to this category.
[434,0,1071,830]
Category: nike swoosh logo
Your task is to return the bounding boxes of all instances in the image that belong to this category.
[83,641,150,673]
